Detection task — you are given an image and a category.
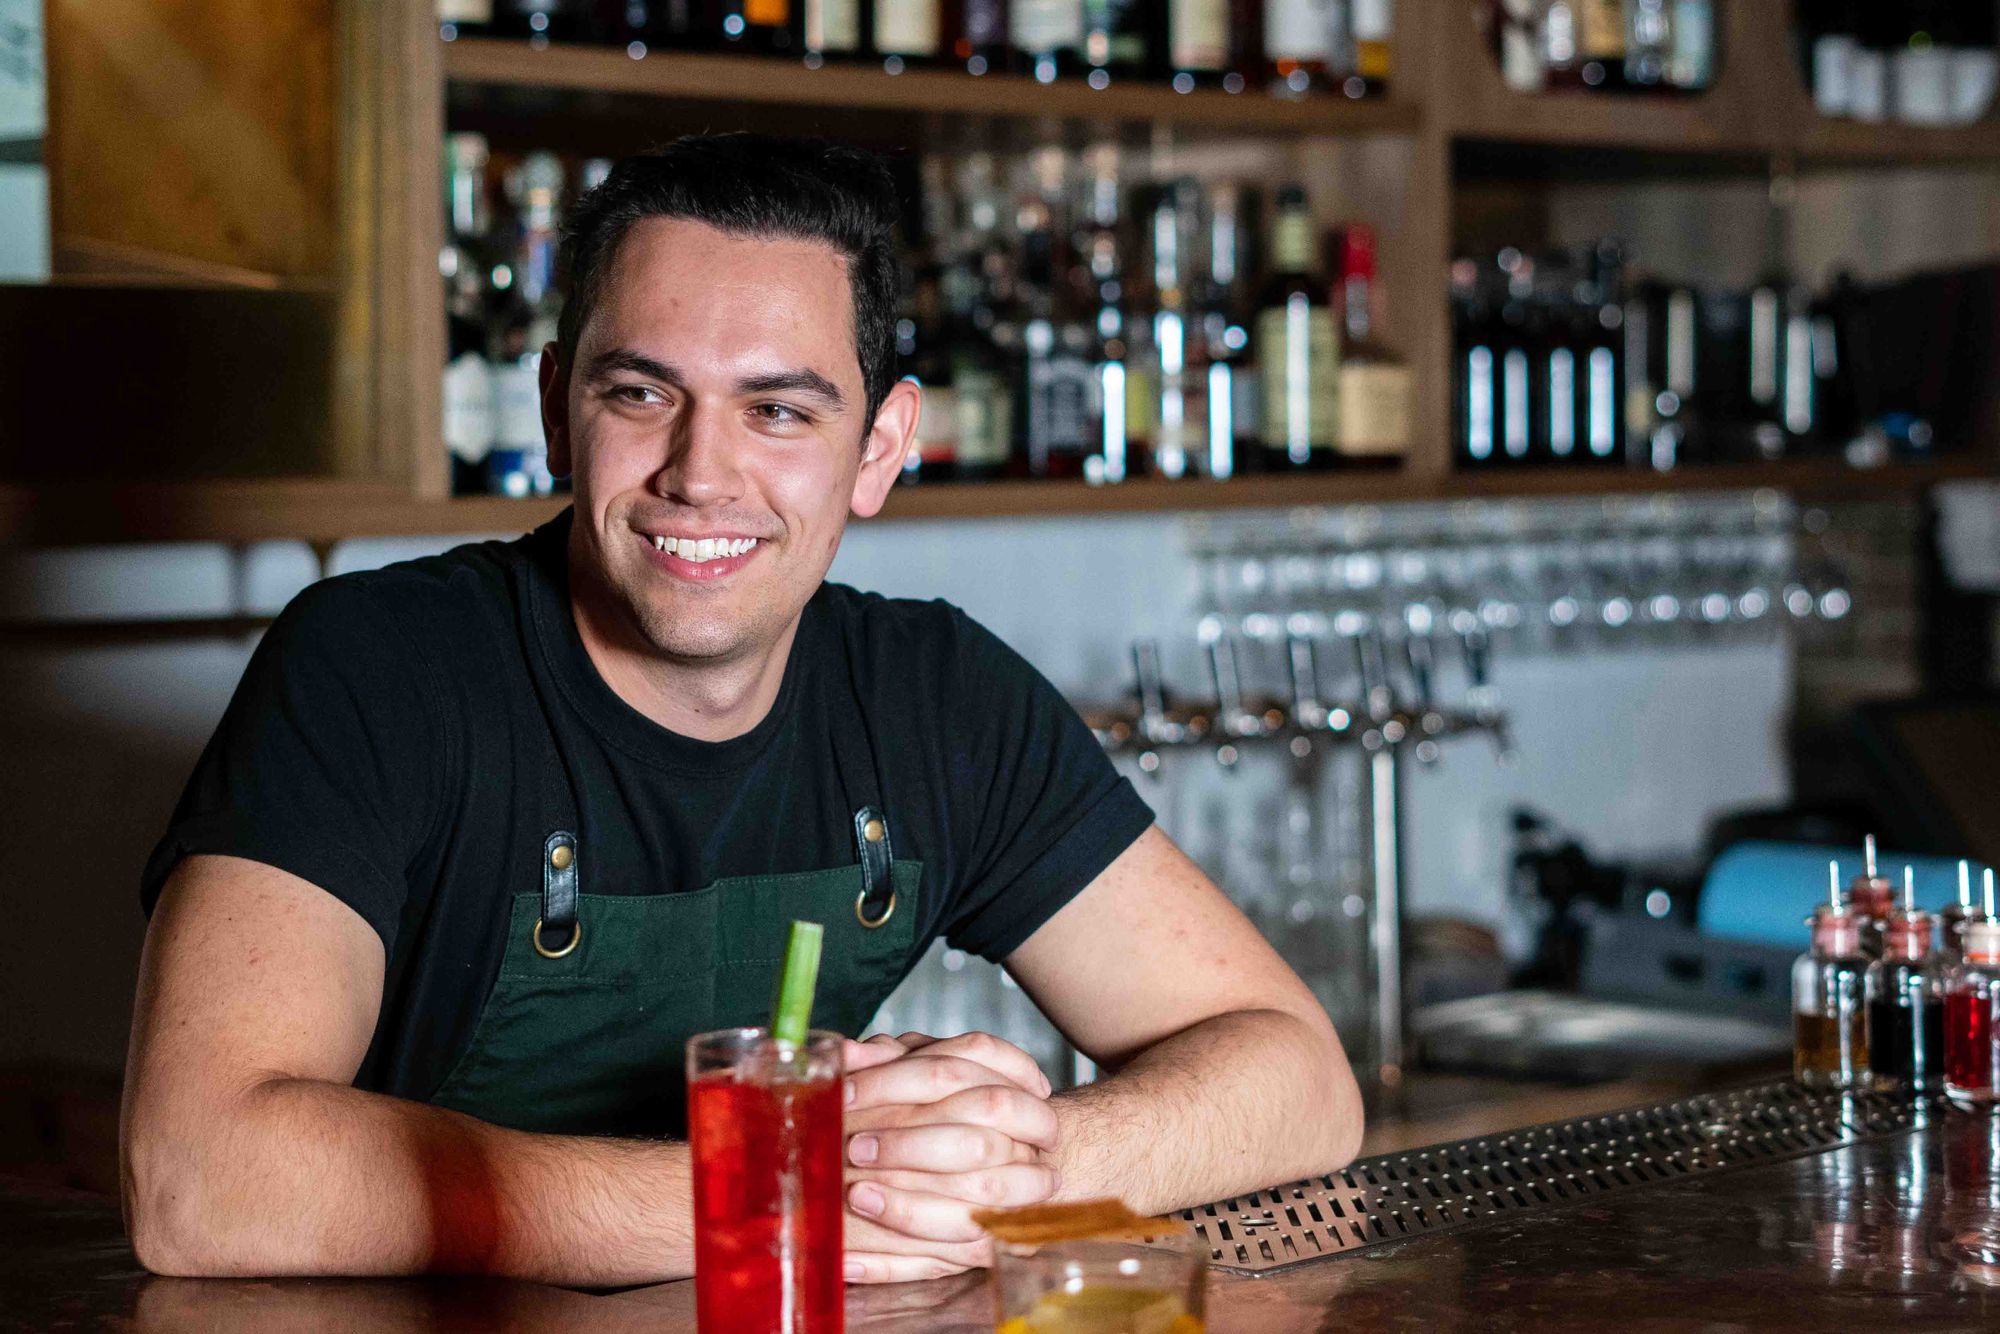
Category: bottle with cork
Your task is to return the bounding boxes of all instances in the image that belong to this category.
[1846,834,1897,959]
[1866,866,1944,1094]
[1940,859,1978,967]
[1944,867,2000,1108]
[1794,860,1871,1091]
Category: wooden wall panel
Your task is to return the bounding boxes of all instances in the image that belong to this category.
[46,0,340,282]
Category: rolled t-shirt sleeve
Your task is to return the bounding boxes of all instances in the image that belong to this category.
[938,615,1155,961]
[139,578,446,951]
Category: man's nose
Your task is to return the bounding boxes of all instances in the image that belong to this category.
[651,402,744,507]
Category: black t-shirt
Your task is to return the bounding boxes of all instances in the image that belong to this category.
[141,512,1153,1106]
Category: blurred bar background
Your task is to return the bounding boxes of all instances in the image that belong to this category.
[2,0,1998,1189]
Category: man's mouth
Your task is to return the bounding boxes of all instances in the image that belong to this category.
[638,531,764,581]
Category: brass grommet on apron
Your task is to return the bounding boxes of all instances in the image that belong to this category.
[532,916,581,959]
[855,885,897,928]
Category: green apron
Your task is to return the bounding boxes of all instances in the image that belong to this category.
[430,615,919,1139]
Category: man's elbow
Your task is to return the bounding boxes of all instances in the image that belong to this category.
[123,1117,262,1278]
[1299,1010,1365,1169]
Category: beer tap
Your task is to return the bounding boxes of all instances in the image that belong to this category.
[1130,639,1174,775]
[1353,620,1403,749]
[1205,629,1257,769]
[1402,606,1443,767]
[1451,609,1514,761]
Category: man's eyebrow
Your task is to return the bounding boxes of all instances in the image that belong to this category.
[736,369,847,412]
[583,349,685,384]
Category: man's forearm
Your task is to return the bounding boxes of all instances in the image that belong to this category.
[127,1077,691,1286]
[1048,1008,1362,1217]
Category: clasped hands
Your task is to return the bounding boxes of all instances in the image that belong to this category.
[839,1031,1062,1284]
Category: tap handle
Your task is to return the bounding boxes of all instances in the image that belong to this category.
[1132,639,1168,731]
[1360,626,1396,723]
[1287,633,1324,722]
[1404,633,1436,714]
[1457,622,1492,695]
[1207,634,1247,722]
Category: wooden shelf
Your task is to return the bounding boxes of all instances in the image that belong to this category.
[10,458,1987,547]
[441,37,1421,137]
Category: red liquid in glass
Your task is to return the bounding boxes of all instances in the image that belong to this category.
[690,1073,845,1334]
[1945,991,1998,1099]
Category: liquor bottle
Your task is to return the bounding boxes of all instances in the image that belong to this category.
[1944,868,2000,1107]
[1145,180,1202,480]
[1264,0,1333,95]
[1450,258,1499,467]
[1494,248,1537,464]
[1083,0,1158,82]
[489,151,566,498]
[442,133,496,496]
[1667,0,1713,90]
[1537,251,1581,464]
[1015,156,1096,479]
[492,0,586,42]
[803,0,866,61]
[1579,239,1626,465]
[948,155,1014,480]
[719,0,796,52]
[1011,0,1086,80]
[1949,0,1999,125]
[1348,0,1391,95]
[899,262,958,481]
[1941,861,1979,966]
[1892,0,1955,125]
[1866,867,1945,1093]
[1494,0,1545,93]
[1542,0,1586,91]
[956,0,1011,74]
[1199,180,1258,477]
[1575,0,1625,90]
[1168,0,1234,89]
[1623,0,1673,90]
[1804,0,1860,117]
[874,0,942,66]
[1075,145,1131,483]
[1332,224,1408,461]
[1257,184,1338,469]
[1848,4,1894,122]
[439,0,495,40]
[1793,861,1871,1092]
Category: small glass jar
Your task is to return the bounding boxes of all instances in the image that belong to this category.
[1795,900,1869,1091]
[1945,919,2000,1108]
[1865,909,1943,1093]
[992,1229,1207,1334]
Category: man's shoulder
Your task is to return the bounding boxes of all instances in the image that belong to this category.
[810,583,1040,703]
[271,534,530,661]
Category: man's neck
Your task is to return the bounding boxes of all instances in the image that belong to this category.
[565,569,799,745]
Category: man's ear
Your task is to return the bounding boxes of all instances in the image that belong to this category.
[850,376,922,519]
[540,344,572,477]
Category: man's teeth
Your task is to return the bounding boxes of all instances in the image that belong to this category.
[650,535,759,561]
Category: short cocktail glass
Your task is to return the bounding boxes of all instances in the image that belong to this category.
[688,1027,844,1334]
[992,1230,1207,1334]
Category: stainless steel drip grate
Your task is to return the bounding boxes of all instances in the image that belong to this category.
[1181,1081,1922,1276]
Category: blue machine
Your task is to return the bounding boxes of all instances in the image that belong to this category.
[1697,841,1983,949]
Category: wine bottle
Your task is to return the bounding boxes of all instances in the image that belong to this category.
[1258,184,1339,469]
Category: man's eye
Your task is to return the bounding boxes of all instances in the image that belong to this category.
[612,385,664,405]
[753,403,809,425]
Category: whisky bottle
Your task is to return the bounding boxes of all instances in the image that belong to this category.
[1332,223,1409,460]
[1257,184,1338,469]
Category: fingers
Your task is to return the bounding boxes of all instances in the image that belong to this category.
[846,1053,1041,1115]
[841,1037,907,1078]
[841,1251,974,1285]
[848,1111,1056,1177]
[848,1159,1060,1226]
[891,1031,1052,1099]
[844,1211,996,1271]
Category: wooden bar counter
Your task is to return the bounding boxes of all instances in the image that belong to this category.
[4,1101,1998,1332]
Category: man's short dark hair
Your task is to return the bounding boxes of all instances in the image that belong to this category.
[556,133,902,436]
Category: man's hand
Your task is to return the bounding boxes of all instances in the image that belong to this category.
[840,1031,1059,1284]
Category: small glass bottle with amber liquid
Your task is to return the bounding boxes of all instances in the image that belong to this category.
[1866,866,1944,1094]
[1945,868,2000,1109]
[1795,860,1869,1091]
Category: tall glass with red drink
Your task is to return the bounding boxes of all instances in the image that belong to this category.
[688,1027,845,1333]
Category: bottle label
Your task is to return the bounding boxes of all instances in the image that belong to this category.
[1257,296,1339,454]
[1351,0,1391,42]
[954,368,1012,467]
[493,359,546,450]
[1170,0,1229,71]
[1848,50,1887,121]
[1028,349,1096,461]
[1012,0,1084,51]
[809,0,863,51]
[874,0,939,55]
[1264,0,1332,63]
[914,384,960,465]
[1577,0,1625,58]
[1950,50,1999,124]
[1894,48,1954,126]
[747,0,791,26]
[1271,210,1315,273]
[443,353,496,463]
[438,0,494,22]
[1813,35,1855,116]
[1337,361,1409,456]
[1667,0,1710,88]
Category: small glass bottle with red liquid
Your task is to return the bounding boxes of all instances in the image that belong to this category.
[1946,870,2000,1108]
[1796,860,1870,1091]
[1866,866,1944,1094]
[1847,834,1897,960]
[1940,860,1979,967]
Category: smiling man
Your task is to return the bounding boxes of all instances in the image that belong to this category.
[121,134,1362,1287]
